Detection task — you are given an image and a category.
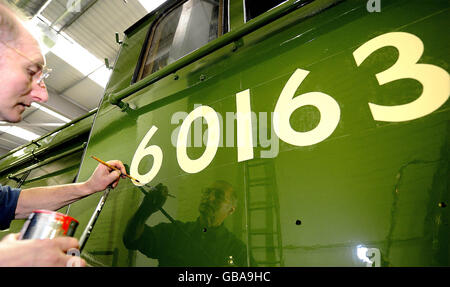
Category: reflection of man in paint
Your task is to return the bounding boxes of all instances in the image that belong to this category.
[170,110,279,158]
[123,181,254,266]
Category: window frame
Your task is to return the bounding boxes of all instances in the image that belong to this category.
[243,0,289,23]
[132,0,228,84]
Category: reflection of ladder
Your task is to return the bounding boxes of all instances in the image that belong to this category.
[244,158,283,266]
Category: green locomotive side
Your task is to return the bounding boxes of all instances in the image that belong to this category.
[71,0,449,267]
[1,0,447,267]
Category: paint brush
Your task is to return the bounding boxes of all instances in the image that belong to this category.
[91,155,175,198]
[91,155,140,183]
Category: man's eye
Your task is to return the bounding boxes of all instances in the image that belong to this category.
[27,69,38,76]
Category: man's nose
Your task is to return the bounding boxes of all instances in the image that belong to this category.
[30,81,49,103]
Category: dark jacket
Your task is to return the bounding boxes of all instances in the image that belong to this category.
[0,184,21,230]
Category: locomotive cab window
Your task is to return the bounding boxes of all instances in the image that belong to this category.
[244,0,288,22]
[137,0,226,80]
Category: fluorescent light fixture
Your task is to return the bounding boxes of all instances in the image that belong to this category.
[26,17,55,56]
[138,0,167,13]
[0,103,69,143]
[31,103,71,123]
[89,66,112,88]
[32,15,111,88]
[50,33,111,87]
[51,34,102,75]
[0,126,40,141]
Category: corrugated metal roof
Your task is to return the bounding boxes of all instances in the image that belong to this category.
[45,51,85,91]
[42,0,148,62]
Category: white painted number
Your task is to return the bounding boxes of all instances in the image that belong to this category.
[236,89,254,162]
[366,248,381,267]
[177,105,221,173]
[273,68,341,146]
[130,33,448,184]
[353,32,450,122]
[130,126,163,185]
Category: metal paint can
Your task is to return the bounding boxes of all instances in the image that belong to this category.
[19,210,79,240]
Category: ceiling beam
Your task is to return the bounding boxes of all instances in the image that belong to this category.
[0,122,65,127]
[57,0,99,32]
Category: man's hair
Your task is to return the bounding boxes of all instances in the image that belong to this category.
[208,180,238,207]
[0,1,22,44]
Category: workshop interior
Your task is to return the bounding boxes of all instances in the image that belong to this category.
[0,0,448,267]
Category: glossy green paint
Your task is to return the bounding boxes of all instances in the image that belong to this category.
[108,0,312,108]
[70,0,449,266]
[1,0,446,267]
[229,0,244,31]
[68,0,449,266]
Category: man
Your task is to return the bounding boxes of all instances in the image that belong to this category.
[0,2,127,266]
[123,181,255,267]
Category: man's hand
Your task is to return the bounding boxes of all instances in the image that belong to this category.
[84,160,127,194]
[140,183,169,215]
[0,233,86,267]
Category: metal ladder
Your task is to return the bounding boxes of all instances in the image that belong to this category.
[244,158,284,266]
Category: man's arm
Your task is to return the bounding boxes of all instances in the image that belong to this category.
[123,204,154,249]
[15,160,126,219]
[123,183,168,249]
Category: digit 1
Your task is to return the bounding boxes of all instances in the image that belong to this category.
[236,89,254,162]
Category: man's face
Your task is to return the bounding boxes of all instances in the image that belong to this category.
[199,187,235,227]
[0,32,48,123]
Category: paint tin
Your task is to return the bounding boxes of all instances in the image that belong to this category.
[19,210,79,240]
